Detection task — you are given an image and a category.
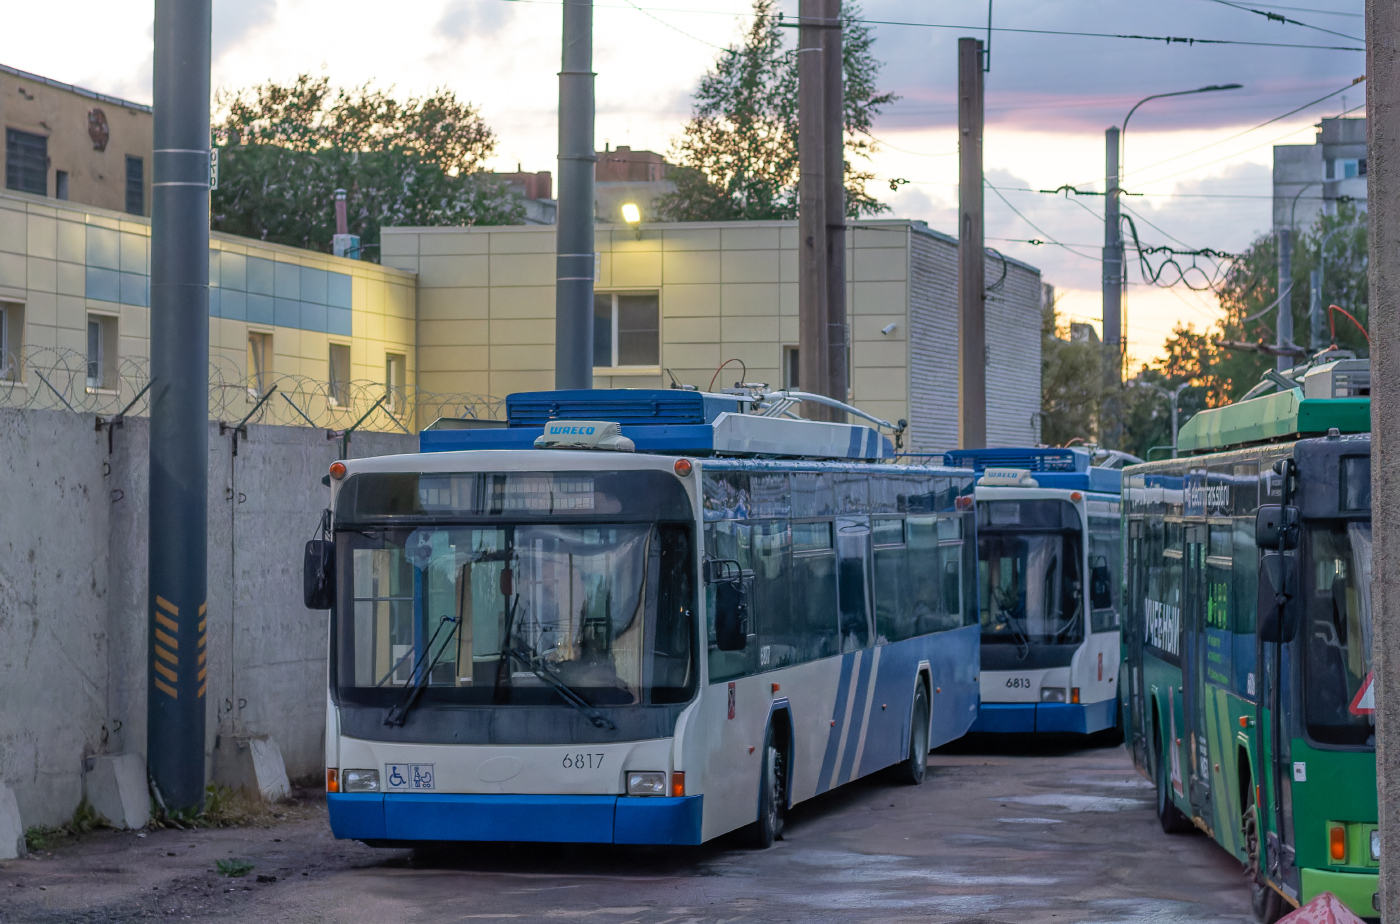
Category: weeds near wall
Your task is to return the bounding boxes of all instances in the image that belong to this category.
[23,800,105,850]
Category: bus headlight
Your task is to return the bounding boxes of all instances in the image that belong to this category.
[1372,829,1381,861]
[1040,687,1067,703]
[627,771,666,796]
[342,769,380,793]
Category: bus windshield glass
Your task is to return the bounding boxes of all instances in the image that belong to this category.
[337,521,696,707]
[1304,522,1373,747]
[978,500,1084,646]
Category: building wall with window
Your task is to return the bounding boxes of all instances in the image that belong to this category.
[0,190,416,411]
[382,219,1042,452]
[1,64,153,216]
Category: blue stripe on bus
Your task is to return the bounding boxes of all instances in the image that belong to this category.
[817,652,858,792]
[837,649,879,785]
[848,428,862,459]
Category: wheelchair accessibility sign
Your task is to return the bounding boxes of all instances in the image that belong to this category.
[385,764,435,791]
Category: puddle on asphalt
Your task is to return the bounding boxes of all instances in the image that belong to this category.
[782,850,1059,887]
[996,817,1063,824]
[995,793,1150,813]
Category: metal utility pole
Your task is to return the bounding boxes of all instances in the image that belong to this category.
[1276,227,1293,371]
[1309,268,1323,352]
[1101,127,1123,449]
[148,0,212,812]
[797,0,830,415]
[957,37,985,449]
[823,0,847,419]
[1365,1,1398,916]
[555,0,595,389]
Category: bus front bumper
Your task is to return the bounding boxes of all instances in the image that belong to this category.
[969,700,1115,734]
[327,792,704,846]
[1300,868,1378,919]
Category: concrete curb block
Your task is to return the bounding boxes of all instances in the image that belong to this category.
[85,753,151,830]
[0,784,24,858]
[214,733,291,802]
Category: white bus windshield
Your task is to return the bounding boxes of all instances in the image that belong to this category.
[338,522,696,708]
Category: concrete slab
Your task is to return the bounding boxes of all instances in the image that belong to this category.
[85,753,150,830]
[214,733,291,803]
[0,784,24,859]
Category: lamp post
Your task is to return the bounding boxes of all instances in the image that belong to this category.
[1101,83,1242,449]
[1132,379,1194,457]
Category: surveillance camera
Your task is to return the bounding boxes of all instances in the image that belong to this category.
[881,323,897,335]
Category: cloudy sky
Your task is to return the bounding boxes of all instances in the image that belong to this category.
[1,0,1366,365]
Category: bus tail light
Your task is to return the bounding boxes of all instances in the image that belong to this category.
[1329,824,1347,862]
[671,772,686,797]
[326,768,339,793]
[955,495,974,512]
[1071,688,1080,704]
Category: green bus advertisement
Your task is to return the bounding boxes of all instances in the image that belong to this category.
[1119,358,1376,922]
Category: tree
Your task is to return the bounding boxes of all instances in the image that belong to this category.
[211,75,522,259]
[655,0,896,222]
[1039,295,1103,447]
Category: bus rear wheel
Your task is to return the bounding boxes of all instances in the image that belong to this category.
[1154,735,1192,834]
[1243,802,1284,923]
[892,682,929,786]
[745,728,786,849]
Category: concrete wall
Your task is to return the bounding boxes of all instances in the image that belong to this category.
[0,406,414,828]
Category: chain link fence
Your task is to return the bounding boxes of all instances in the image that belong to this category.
[0,346,502,432]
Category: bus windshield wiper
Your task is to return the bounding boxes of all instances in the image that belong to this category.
[384,616,460,727]
[504,646,617,731]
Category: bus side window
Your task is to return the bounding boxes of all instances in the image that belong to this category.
[1090,516,1122,632]
[1090,556,1112,610]
[792,521,838,661]
[705,521,759,682]
[836,520,871,652]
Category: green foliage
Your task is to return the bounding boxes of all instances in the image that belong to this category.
[23,800,106,850]
[216,857,255,878]
[1039,298,1103,447]
[656,0,896,222]
[212,75,523,259]
[1119,203,1367,458]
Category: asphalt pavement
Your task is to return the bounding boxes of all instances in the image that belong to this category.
[0,736,1253,923]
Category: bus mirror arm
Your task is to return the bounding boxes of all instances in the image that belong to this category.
[1258,552,1300,643]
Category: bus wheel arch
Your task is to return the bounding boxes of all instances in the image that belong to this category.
[746,709,791,849]
[892,673,931,786]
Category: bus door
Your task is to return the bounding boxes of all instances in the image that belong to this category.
[836,519,873,654]
[1183,523,1213,818]
[1126,518,1149,769]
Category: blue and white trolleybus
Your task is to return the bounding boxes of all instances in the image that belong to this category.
[944,447,1130,736]
[311,388,980,847]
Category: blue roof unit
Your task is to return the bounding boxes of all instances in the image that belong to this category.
[420,389,895,462]
[943,447,1122,494]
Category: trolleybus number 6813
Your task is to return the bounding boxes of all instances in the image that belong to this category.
[1005,677,1031,689]
[563,753,605,769]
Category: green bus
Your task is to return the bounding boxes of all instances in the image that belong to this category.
[1119,357,1376,922]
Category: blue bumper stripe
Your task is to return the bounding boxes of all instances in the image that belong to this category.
[327,793,704,845]
[970,699,1117,735]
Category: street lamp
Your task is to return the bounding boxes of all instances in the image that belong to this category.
[1120,84,1244,182]
[621,202,642,239]
[1131,379,1194,457]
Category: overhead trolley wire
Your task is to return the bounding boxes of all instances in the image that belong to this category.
[1199,0,1363,42]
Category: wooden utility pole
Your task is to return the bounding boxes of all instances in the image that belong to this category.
[797,0,830,416]
[823,0,847,420]
[1366,1,1398,916]
[957,37,986,448]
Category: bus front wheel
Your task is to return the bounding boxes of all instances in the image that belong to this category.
[1243,802,1284,923]
[745,727,786,849]
[893,682,930,786]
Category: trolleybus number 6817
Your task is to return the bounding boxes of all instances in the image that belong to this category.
[563,753,605,769]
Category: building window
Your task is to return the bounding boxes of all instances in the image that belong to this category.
[55,171,69,200]
[125,156,144,215]
[0,302,23,381]
[385,352,405,411]
[248,331,272,396]
[5,128,47,196]
[86,314,118,391]
[1326,158,1363,181]
[783,346,800,390]
[328,342,351,406]
[593,292,659,368]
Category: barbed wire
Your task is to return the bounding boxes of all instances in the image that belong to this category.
[0,346,502,432]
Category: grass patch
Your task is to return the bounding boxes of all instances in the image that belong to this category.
[215,858,255,878]
[24,800,106,850]
[151,784,318,831]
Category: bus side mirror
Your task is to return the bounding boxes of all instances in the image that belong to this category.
[714,581,748,651]
[1258,552,1299,643]
[1255,505,1299,550]
[1090,556,1112,610]
[304,539,335,610]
